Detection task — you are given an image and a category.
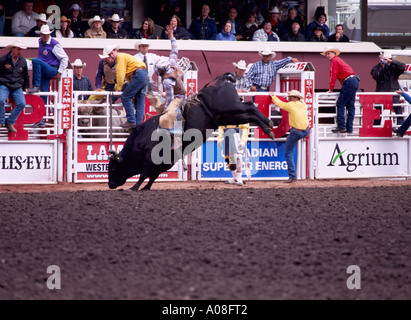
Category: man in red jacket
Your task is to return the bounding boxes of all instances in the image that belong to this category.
[321,46,359,134]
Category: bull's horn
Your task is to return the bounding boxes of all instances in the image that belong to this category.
[108,150,120,161]
[109,150,118,156]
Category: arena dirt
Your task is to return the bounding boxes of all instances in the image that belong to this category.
[0,179,410,300]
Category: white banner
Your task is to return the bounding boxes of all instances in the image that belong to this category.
[0,142,57,184]
[316,139,409,178]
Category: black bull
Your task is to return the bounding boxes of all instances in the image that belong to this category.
[108,73,275,191]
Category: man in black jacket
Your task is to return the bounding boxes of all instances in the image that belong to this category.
[0,40,29,133]
[370,52,406,125]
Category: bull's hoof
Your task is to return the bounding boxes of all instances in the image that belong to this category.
[269,131,275,140]
[268,120,274,129]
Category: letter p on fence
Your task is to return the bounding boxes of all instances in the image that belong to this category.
[8,95,46,141]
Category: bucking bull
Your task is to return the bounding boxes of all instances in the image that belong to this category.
[108,73,275,191]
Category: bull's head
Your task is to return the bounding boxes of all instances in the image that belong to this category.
[108,150,128,189]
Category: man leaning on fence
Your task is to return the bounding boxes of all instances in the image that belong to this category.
[0,40,29,133]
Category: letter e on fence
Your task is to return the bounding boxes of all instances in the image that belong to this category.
[359,95,393,137]
[46,265,61,290]
[346,265,361,290]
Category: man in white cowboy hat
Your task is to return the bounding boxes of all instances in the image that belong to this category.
[28,24,68,97]
[0,40,29,133]
[269,90,310,183]
[321,46,359,134]
[106,13,128,39]
[85,15,106,38]
[134,38,161,91]
[28,13,47,37]
[216,60,251,186]
[72,59,93,101]
[98,44,148,129]
[246,47,299,95]
[268,6,285,38]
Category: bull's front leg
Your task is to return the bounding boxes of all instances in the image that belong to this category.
[130,174,147,191]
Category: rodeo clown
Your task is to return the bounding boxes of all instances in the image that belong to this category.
[154,24,186,148]
[217,59,252,186]
[217,123,249,186]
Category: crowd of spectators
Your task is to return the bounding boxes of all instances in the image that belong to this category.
[0,2,349,43]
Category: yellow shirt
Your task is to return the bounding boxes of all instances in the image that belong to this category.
[115,53,146,91]
[217,123,250,146]
[271,96,309,130]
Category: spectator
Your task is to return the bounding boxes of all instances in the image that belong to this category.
[393,89,411,137]
[72,59,93,101]
[242,12,259,41]
[0,4,5,36]
[306,12,330,41]
[188,3,218,40]
[328,24,349,42]
[321,46,359,134]
[133,17,157,39]
[85,15,106,38]
[66,3,86,38]
[160,15,191,40]
[269,90,310,183]
[55,16,74,38]
[28,13,47,37]
[370,52,406,125]
[267,6,285,40]
[246,47,299,94]
[134,38,160,91]
[158,0,182,27]
[216,21,236,41]
[0,40,29,133]
[11,1,38,36]
[308,26,326,42]
[98,44,148,129]
[219,6,243,40]
[106,13,128,39]
[252,20,280,42]
[283,7,305,37]
[283,21,305,42]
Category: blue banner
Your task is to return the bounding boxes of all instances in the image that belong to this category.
[200,140,294,179]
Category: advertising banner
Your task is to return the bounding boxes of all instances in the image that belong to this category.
[200,140,293,180]
[0,142,57,183]
[316,139,409,178]
[75,142,180,182]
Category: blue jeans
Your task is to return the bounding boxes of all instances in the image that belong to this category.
[122,68,148,124]
[397,113,411,135]
[285,127,310,179]
[336,77,359,131]
[31,58,58,103]
[0,85,26,125]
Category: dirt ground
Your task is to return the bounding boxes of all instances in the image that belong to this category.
[0,178,410,301]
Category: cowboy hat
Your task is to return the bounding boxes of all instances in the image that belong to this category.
[36,25,53,35]
[320,46,340,56]
[72,59,86,68]
[268,6,280,13]
[379,52,392,59]
[6,40,27,51]
[287,90,303,99]
[70,4,81,11]
[258,47,276,59]
[134,38,149,50]
[232,60,247,70]
[88,15,105,27]
[108,14,124,22]
[60,16,71,25]
[99,44,120,59]
[36,13,47,23]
